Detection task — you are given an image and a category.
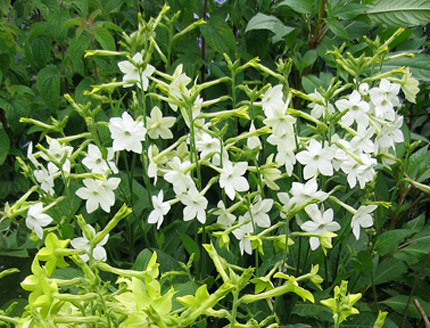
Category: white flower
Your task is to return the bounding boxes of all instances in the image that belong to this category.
[148,190,171,229]
[164,157,195,195]
[196,132,221,163]
[71,224,109,262]
[308,91,334,119]
[335,90,370,127]
[27,142,40,167]
[109,112,147,154]
[25,202,53,239]
[219,160,249,200]
[289,178,328,209]
[374,115,404,152]
[250,197,273,228]
[178,186,208,224]
[369,79,400,121]
[214,200,236,227]
[262,84,284,118]
[82,144,118,174]
[40,137,73,171]
[34,162,59,195]
[232,215,254,255]
[301,204,340,250]
[118,53,155,91]
[263,107,296,137]
[146,106,175,139]
[168,64,192,112]
[296,139,336,179]
[76,177,121,213]
[247,121,261,150]
[350,125,375,154]
[351,205,377,240]
[147,144,159,185]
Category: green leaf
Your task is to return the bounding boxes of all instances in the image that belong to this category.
[66,35,89,76]
[132,249,153,271]
[302,50,318,68]
[70,0,88,18]
[330,3,369,20]
[93,27,116,50]
[374,229,413,256]
[0,0,10,16]
[246,13,295,40]
[200,15,236,57]
[373,258,407,285]
[353,250,373,272]
[0,123,10,165]
[276,0,314,14]
[325,17,351,40]
[382,295,430,319]
[403,214,425,231]
[36,65,61,113]
[362,0,430,28]
[179,232,200,262]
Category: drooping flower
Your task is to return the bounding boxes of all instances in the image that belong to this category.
[250,197,273,228]
[296,139,336,179]
[232,215,254,255]
[146,106,176,140]
[399,68,419,103]
[71,224,109,262]
[40,137,73,171]
[76,177,121,213]
[118,52,155,91]
[164,157,195,195]
[369,79,400,121]
[219,160,249,200]
[34,162,59,195]
[300,204,341,250]
[262,84,284,118]
[177,186,208,224]
[148,190,171,230]
[82,144,118,174]
[26,203,53,239]
[214,200,236,227]
[351,205,377,240]
[109,112,147,154]
[247,121,262,150]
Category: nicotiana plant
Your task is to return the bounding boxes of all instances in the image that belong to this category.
[0,5,428,328]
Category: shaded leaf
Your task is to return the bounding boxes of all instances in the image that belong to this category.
[374,257,407,285]
[374,229,413,256]
[246,13,295,39]
[200,15,236,57]
[36,65,60,113]
[276,0,314,14]
[382,295,430,319]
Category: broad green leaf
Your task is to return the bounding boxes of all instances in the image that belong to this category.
[0,123,10,165]
[246,13,295,39]
[302,50,318,68]
[373,257,407,285]
[0,0,10,16]
[407,145,430,180]
[276,0,314,14]
[31,34,51,70]
[325,17,351,40]
[353,250,373,272]
[200,15,236,57]
[47,10,70,42]
[382,295,430,319]
[179,232,200,262]
[330,3,369,20]
[403,214,425,231]
[93,27,116,50]
[132,248,153,271]
[36,65,61,113]
[66,35,89,76]
[70,0,88,18]
[374,229,413,256]
[362,0,430,28]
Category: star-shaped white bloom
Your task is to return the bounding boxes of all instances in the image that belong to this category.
[214,200,236,227]
[247,121,261,150]
[40,137,73,171]
[232,215,254,255]
[308,90,335,119]
[262,84,284,118]
[148,190,171,230]
[82,144,118,174]
[219,160,249,200]
[71,224,109,263]
[374,115,404,152]
[168,64,192,112]
[164,157,195,195]
[178,186,208,224]
[25,202,53,239]
[296,139,336,179]
[146,106,175,140]
[350,125,375,154]
[196,132,221,163]
[76,177,121,213]
[335,90,370,128]
[289,178,328,209]
[34,162,59,195]
[109,112,147,154]
[369,79,400,121]
[250,197,273,228]
[27,141,40,167]
[147,144,159,185]
[301,204,340,250]
[118,53,155,90]
[351,205,377,240]
[263,107,295,137]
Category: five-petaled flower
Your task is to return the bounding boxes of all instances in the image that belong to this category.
[219,160,249,200]
[26,202,53,239]
[71,224,109,263]
[118,52,155,91]
[109,112,147,154]
[76,177,121,213]
[148,190,171,229]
